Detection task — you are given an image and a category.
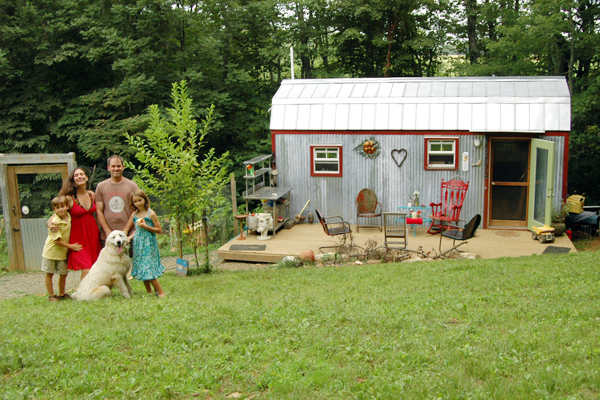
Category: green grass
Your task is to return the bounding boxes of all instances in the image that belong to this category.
[2,252,600,399]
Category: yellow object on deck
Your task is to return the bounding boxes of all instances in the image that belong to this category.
[531,225,554,235]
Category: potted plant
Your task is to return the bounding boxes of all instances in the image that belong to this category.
[551,201,569,236]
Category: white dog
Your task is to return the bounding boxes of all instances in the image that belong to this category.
[72,230,134,301]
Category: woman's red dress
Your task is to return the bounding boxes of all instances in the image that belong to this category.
[68,193,101,271]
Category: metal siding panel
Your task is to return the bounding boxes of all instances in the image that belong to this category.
[273,84,293,99]
[378,83,393,97]
[416,104,430,129]
[351,83,368,98]
[545,104,559,130]
[335,104,350,130]
[472,104,486,131]
[390,82,406,97]
[528,81,544,97]
[375,104,390,130]
[403,104,417,129]
[530,103,544,131]
[322,104,337,129]
[446,81,459,97]
[362,104,376,130]
[338,84,354,98]
[308,105,323,130]
[325,84,342,98]
[365,83,380,97]
[289,84,305,98]
[431,81,445,97]
[404,83,419,97]
[458,81,471,97]
[21,219,48,271]
[543,81,559,97]
[430,104,444,130]
[283,105,298,130]
[300,84,317,98]
[313,84,329,98]
[458,104,472,131]
[473,82,486,96]
[389,104,403,129]
[559,104,571,130]
[297,104,311,129]
[487,103,501,131]
[487,82,501,97]
[270,104,285,129]
[515,82,529,96]
[348,104,363,129]
[500,104,515,131]
[417,82,432,97]
[443,104,458,130]
[556,81,571,96]
[515,104,530,131]
[500,82,516,97]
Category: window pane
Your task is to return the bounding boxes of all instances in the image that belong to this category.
[442,143,453,151]
[327,153,337,159]
[430,143,441,151]
[316,152,326,159]
[429,155,454,165]
[315,162,339,172]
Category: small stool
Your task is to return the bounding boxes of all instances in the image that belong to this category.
[234,214,248,240]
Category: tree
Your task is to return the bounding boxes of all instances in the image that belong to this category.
[125,80,230,271]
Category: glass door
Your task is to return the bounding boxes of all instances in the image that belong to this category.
[527,139,556,230]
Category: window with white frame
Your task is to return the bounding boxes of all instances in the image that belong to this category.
[425,138,458,170]
[311,145,342,177]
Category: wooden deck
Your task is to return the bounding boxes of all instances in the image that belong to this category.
[217,222,577,263]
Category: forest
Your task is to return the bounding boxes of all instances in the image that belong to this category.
[1,0,600,203]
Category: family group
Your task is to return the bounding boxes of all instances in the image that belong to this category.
[41,155,166,301]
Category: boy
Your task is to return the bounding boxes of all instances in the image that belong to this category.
[41,196,82,302]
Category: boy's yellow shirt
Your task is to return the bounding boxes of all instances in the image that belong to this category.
[41,214,72,260]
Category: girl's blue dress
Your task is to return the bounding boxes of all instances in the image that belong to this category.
[132,212,164,281]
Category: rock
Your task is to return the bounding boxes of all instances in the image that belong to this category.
[366,259,382,264]
[458,252,478,260]
[354,260,364,265]
[299,250,315,262]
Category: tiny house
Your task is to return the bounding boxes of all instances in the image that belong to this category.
[270,77,570,230]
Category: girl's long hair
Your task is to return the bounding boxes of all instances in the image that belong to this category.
[131,189,150,211]
[59,167,89,197]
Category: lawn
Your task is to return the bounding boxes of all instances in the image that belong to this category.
[1,251,600,399]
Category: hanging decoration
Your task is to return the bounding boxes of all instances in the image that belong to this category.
[354,137,381,159]
[391,149,408,168]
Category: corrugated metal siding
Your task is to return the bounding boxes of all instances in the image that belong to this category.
[21,219,48,271]
[271,77,571,133]
[276,134,486,226]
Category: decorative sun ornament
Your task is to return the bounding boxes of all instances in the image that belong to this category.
[354,137,381,159]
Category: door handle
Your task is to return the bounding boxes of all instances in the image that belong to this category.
[491,182,496,185]
[13,228,20,232]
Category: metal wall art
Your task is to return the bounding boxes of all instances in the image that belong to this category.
[391,149,408,168]
[354,137,381,159]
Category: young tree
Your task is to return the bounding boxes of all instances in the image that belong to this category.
[125,80,230,272]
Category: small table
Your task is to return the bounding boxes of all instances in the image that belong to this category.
[397,206,431,237]
[234,214,248,240]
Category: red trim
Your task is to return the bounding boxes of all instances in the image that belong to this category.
[423,137,459,171]
[310,145,343,177]
[271,129,479,136]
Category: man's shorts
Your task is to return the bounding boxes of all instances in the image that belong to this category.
[41,257,68,275]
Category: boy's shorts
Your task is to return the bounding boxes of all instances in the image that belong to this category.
[41,258,68,275]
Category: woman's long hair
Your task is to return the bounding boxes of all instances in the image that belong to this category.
[59,167,89,197]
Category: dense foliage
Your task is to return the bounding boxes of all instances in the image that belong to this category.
[1,0,599,202]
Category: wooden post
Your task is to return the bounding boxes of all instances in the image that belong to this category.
[231,173,238,235]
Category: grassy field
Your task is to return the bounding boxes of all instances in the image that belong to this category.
[2,251,600,399]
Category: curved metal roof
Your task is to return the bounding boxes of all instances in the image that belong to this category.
[270,77,571,132]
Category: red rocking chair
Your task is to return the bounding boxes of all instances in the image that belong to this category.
[427,179,469,234]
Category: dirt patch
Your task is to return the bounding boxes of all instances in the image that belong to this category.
[0,252,272,301]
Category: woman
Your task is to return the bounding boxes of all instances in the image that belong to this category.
[58,167,101,280]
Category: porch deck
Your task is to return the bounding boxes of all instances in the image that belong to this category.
[217,222,576,263]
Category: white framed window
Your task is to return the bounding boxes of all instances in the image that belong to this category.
[311,145,342,177]
[425,137,458,170]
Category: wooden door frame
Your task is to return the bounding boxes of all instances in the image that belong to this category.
[485,137,532,229]
[0,154,76,271]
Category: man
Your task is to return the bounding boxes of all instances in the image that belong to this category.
[95,155,138,246]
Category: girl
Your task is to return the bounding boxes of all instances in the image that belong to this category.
[123,189,166,297]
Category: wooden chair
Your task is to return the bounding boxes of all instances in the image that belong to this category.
[427,179,469,234]
[383,212,407,249]
[315,209,353,253]
[439,214,481,257]
[355,188,382,232]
